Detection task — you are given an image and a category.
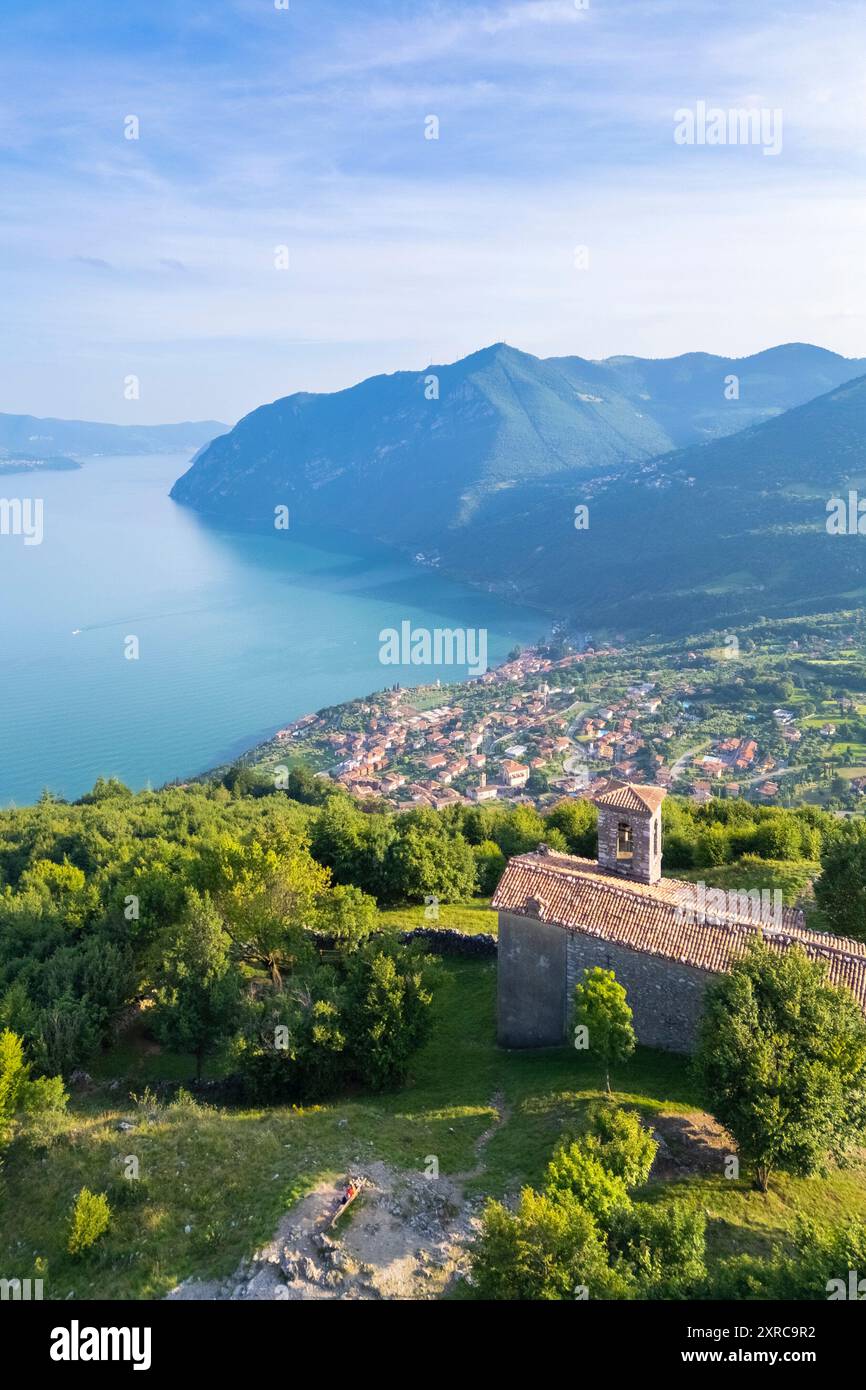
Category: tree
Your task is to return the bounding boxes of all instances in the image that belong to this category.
[215,838,327,986]
[544,799,598,857]
[284,765,332,805]
[313,883,378,950]
[472,840,506,896]
[383,826,476,905]
[152,892,244,1080]
[815,826,866,939]
[693,942,866,1191]
[0,1028,67,1147]
[572,967,635,1092]
[240,941,435,1101]
[343,946,434,1090]
[527,768,550,795]
[494,805,546,859]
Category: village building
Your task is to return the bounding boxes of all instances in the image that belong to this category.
[493,780,866,1053]
[499,758,530,788]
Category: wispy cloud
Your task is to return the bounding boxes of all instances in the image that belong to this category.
[1,0,864,422]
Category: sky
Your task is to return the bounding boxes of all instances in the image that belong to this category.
[1,0,865,425]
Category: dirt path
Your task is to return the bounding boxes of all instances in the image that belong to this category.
[168,1096,508,1301]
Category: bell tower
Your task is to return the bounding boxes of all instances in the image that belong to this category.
[593,782,665,885]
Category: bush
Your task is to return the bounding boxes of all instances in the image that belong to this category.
[471,1187,629,1301]
[67,1188,111,1256]
[469,1106,686,1300]
[610,1202,707,1298]
[545,1144,631,1222]
[583,1103,657,1188]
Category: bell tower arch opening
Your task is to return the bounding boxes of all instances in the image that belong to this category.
[593,782,666,885]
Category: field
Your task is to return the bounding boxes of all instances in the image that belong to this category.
[2,957,865,1301]
[377,898,496,935]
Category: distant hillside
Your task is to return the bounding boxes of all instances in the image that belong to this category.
[0,453,80,475]
[468,372,866,631]
[169,343,866,632]
[0,413,229,458]
[170,342,866,532]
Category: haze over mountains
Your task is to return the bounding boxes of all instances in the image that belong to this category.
[0,412,228,460]
[169,342,866,634]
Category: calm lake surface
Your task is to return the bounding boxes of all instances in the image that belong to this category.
[0,453,543,805]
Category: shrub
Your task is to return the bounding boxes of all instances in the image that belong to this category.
[610,1202,707,1298]
[67,1188,111,1256]
[545,1143,631,1222]
[584,1103,657,1188]
[471,1188,630,1301]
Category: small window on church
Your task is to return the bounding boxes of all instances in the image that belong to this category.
[616,819,633,861]
[653,818,659,857]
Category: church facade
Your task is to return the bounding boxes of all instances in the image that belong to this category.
[493,781,866,1053]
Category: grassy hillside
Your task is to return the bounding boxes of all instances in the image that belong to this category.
[3,957,864,1300]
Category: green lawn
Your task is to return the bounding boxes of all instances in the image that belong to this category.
[377,897,496,935]
[672,859,819,907]
[3,957,865,1300]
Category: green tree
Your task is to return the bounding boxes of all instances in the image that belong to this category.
[544,799,598,857]
[693,942,866,1190]
[152,892,244,1080]
[573,967,636,1092]
[0,1028,67,1147]
[472,839,506,896]
[384,826,476,905]
[313,882,378,950]
[815,826,866,939]
[215,838,327,986]
[343,946,434,1090]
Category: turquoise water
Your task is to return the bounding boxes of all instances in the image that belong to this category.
[0,454,543,805]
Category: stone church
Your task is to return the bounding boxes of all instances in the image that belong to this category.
[493,780,866,1053]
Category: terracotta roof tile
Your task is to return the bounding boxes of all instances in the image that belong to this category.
[492,850,866,1011]
[594,781,666,815]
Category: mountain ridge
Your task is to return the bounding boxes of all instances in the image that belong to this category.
[169,343,866,632]
[0,412,229,459]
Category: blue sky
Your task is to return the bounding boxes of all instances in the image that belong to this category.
[1,0,865,424]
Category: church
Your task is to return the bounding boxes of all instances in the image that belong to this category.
[492,780,866,1053]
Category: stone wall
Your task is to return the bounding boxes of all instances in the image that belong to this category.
[497,911,568,1048]
[395,927,497,957]
[565,930,714,1054]
[596,804,661,884]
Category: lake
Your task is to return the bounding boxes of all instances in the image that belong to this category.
[0,453,544,805]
